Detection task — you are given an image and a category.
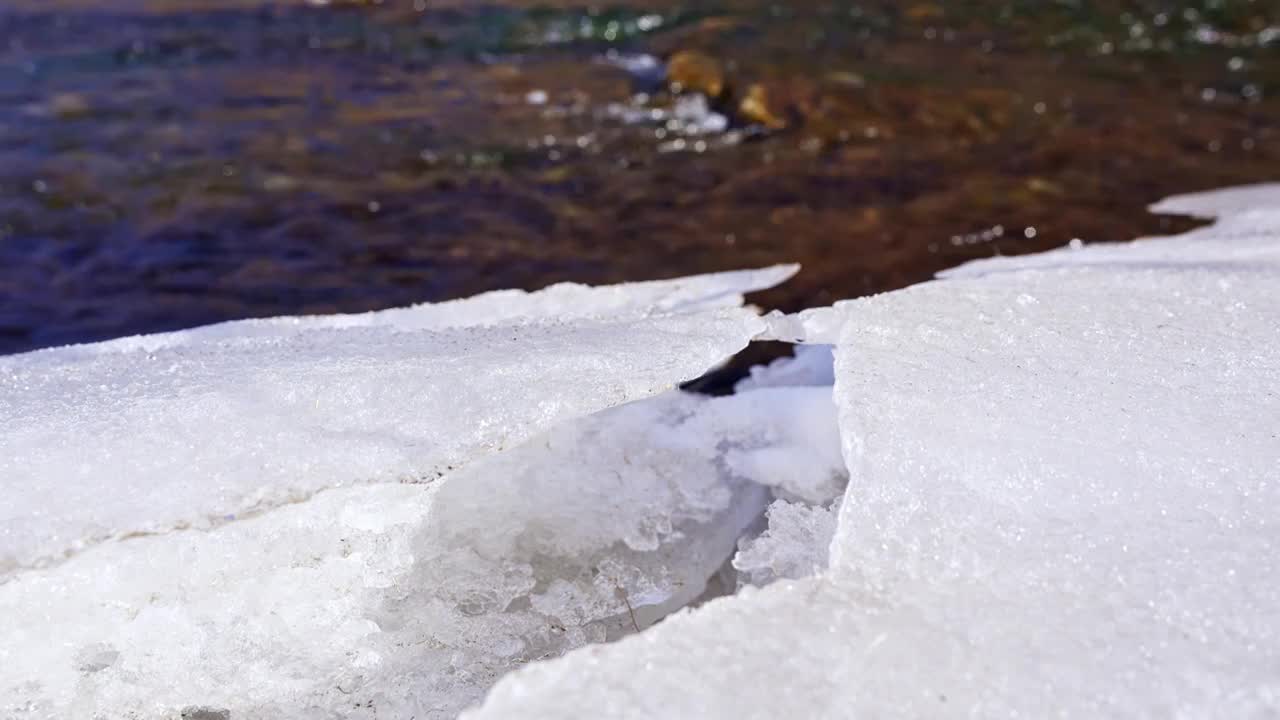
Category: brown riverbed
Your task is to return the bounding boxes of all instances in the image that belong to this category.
[1,0,1277,353]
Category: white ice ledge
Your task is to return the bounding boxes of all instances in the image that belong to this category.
[469,184,1280,719]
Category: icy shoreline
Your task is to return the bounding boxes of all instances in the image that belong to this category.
[3,185,1279,719]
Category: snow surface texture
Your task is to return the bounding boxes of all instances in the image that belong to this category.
[1,386,842,719]
[1,266,853,719]
[468,185,1280,719]
[0,267,793,574]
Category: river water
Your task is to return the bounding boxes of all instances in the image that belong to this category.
[1,0,1277,353]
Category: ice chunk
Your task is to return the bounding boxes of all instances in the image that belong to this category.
[0,384,841,719]
[728,353,844,587]
[734,344,835,393]
[1,270,787,574]
[467,186,1280,719]
[732,499,838,587]
[758,305,846,344]
[364,388,841,715]
[718,386,845,504]
[0,264,834,718]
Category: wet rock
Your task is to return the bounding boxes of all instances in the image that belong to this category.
[737,79,824,132]
[1025,177,1065,197]
[261,175,299,193]
[907,88,1010,143]
[739,84,789,130]
[666,50,727,99]
[50,93,92,119]
[22,93,93,120]
[487,64,522,81]
[905,3,945,21]
[824,71,866,89]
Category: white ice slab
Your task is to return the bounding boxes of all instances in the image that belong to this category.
[2,268,794,574]
[468,185,1280,719]
[1,266,827,719]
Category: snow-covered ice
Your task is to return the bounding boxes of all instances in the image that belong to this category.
[0,265,847,719]
[6,183,1280,720]
[0,267,793,574]
[468,184,1280,719]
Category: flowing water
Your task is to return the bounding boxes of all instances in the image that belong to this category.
[2,0,1277,352]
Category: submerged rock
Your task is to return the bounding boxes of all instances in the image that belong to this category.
[665,50,727,100]
[738,83,789,130]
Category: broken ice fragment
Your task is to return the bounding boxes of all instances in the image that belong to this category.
[732,499,839,588]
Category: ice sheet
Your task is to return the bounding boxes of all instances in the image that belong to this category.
[16,265,796,359]
[0,310,767,574]
[0,266,798,571]
[468,185,1280,719]
[1,266,827,718]
[10,182,1279,719]
[826,266,1280,716]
